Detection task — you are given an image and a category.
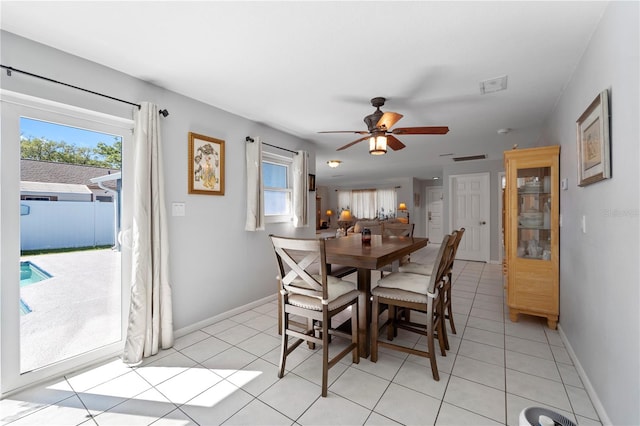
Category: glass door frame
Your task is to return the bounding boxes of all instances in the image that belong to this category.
[0,90,133,396]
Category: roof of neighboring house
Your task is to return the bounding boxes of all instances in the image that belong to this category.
[21,181,93,195]
[20,159,120,189]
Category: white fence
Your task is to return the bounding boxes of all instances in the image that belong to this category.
[20,200,116,251]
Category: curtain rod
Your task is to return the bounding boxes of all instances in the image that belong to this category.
[1,64,169,117]
[245,136,298,155]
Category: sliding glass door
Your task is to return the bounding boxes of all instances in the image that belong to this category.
[1,92,133,395]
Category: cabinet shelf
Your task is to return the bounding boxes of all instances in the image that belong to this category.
[518,191,550,196]
[518,189,550,195]
[518,226,550,230]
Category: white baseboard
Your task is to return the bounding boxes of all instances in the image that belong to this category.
[558,325,611,426]
[173,294,277,339]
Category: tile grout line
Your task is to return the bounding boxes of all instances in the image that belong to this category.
[436,260,492,424]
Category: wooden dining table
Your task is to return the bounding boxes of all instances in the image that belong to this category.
[324,234,429,358]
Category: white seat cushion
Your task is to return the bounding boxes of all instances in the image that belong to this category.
[288,275,358,301]
[371,286,428,304]
[375,271,428,294]
[398,262,433,275]
[289,289,359,311]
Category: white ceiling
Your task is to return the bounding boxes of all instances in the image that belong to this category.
[0,1,608,184]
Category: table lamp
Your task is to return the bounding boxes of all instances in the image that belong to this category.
[398,202,410,223]
[326,209,333,226]
[338,209,352,230]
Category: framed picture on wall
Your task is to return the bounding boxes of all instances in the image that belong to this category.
[188,132,225,195]
[576,89,611,186]
[308,174,316,191]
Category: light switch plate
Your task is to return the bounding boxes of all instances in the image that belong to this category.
[172,202,186,217]
[561,178,569,190]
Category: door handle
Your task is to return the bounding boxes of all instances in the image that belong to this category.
[480,221,487,225]
[428,211,432,221]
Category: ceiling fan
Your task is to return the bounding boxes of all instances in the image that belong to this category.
[319,97,449,155]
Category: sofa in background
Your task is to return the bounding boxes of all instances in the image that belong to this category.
[347,217,408,234]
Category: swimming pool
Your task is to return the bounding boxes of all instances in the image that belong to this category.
[20,298,32,315]
[20,261,52,315]
[20,261,52,286]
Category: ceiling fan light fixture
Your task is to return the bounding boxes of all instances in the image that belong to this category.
[369,135,387,155]
[326,160,342,168]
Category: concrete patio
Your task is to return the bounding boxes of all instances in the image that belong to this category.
[19,248,122,372]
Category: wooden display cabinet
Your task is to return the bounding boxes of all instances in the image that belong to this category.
[503,146,560,329]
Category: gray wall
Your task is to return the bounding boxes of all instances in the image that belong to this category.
[538,3,639,424]
[1,31,316,332]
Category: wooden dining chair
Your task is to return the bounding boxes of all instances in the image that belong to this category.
[378,223,415,278]
[399,228,465,334]
[383,222,415,237]
[269,235,359,397]
[366,223,384,235]
[370,234,452,381]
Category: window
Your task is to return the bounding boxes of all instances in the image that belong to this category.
[376,188,397,218]
[263,152,292,223]
[337,190,351,212]
[352,189,377,219]
[337,188,397,219]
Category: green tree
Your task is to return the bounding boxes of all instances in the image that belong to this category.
[94,139,122,169]
[20,136,121,169]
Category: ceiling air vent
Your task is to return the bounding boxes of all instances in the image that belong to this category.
[452,154,487,162]
[479,75,508,94]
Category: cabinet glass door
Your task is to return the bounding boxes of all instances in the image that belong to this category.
[516,167,551,260]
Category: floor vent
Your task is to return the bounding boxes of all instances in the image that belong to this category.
[452,154,487,162]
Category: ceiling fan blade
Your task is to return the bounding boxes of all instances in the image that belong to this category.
[392,126,450,135]
[318,130,369,134]
[336,136,369,151]
[376,112,403,130]
[386,135,406,151]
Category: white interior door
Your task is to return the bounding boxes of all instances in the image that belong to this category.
[427,187,444,243]
[449,173,490,262]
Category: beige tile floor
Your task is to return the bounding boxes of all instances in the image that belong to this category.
[1,245,601,426]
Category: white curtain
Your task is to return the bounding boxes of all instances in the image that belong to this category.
[352,189,377,219]
[337,190,351,212]
[292,150,308,228]
[377,188,398,217]
[123,102,174,364]
[245,136,264,231]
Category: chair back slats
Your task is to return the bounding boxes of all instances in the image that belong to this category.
[383,222,415,237]
[452,227,465,258]
[277,249,319,286]
[436,228,462,281]
[270,235,328,300]
[367,224,384,235]
[427,233,452,296]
